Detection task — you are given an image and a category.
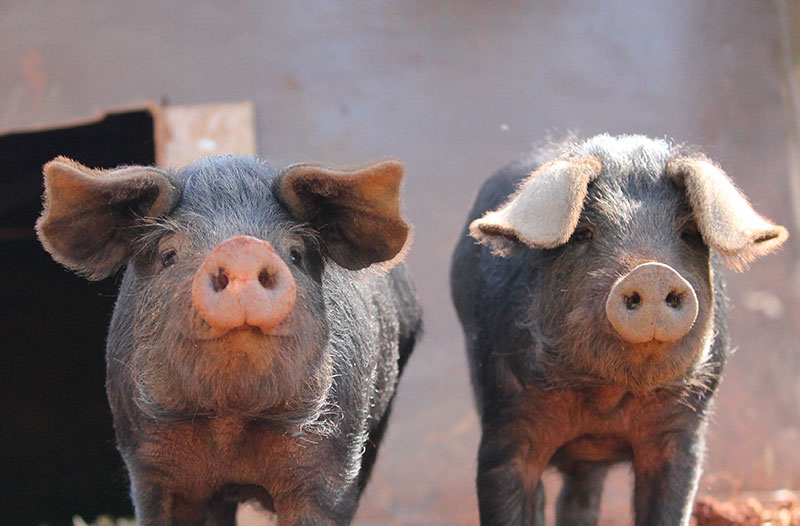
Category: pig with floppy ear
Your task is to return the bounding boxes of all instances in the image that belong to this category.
[34,154,422,525]
[35,157,411,280]
[35,156,181,281]
[469,158,602,252]
[469,155,788,266]
[274,159,410,271]
[665,156,788,270]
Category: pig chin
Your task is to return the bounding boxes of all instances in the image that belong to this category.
[133,307,330,418]
[558,305,715,391]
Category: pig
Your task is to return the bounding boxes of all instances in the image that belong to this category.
[450,134,788,526]
[35,154,422,526]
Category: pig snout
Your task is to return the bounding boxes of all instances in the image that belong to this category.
[605,262,699,344]
[191,236,297,335]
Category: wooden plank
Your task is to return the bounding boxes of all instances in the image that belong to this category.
[156,101,257,168]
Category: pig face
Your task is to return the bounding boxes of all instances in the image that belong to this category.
[471,136,787,390]
[36,155,409,418]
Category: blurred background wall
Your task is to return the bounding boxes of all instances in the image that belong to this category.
[2,1,798,524]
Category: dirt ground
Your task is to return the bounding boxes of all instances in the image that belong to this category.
[74,493,800,526]
[693,492,800,526]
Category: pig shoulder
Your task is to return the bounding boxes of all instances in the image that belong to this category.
[323,262,420,425]
[451,159,547,402]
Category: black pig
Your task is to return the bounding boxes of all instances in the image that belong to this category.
[36,155,421,525]
[450,135,788,526]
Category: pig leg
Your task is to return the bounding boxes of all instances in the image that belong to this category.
[532,482,545,526]
[555,462,608,526]
[128,475,208,526]
[128,481,173,526]
[476,428,549,526]
[632,430,704,526]
[204,498,238,526]
[269,465,359,525]
[272,493,354,526]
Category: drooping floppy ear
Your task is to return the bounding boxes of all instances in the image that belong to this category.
[666,157,788,270]
[274,159,410,271]
[470,157,602,250]
[36,156,180,280]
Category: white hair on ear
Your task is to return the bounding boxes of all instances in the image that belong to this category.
[666,157,788,270]
[469,158,602,249]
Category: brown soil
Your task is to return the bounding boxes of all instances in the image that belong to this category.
[692,492,800,526]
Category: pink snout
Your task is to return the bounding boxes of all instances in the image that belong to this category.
[191,236,296,335]
[605,262,699,344]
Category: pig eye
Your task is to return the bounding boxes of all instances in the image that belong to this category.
[160,249,178,268]
[681,223,703,245]
[571,227,594,243]
[290,248,303,267]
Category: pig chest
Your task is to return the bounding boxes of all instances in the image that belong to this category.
[131,417,326,513]
[524,386,680,468]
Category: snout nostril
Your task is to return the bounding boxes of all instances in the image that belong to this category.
[624,291,641,310]
[211,268,229,292]
[258,268,274,289]
[665,291,683,309]
[192,236,298,334]
[606,262,700,344]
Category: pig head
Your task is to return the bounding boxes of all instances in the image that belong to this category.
[35,156,409,419]
[469,150,787,390]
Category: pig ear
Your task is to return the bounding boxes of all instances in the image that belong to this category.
[36,156,180,280]
[275,160,410,270]
[470,158,602,251]
[666,157,788,270]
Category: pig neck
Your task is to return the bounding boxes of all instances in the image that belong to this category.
[209,416,247,454]
[583,385,630,415]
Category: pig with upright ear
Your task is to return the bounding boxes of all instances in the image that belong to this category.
[36,155,422,526]
[451,134,787,526]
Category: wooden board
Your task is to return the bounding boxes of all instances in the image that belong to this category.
[156,101,257,168]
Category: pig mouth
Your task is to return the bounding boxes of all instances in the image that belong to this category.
[184,312,294,343]
[621,340,672,364]
[190,326,292,343]
[211,326,288,339]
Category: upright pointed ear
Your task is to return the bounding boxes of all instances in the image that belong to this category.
[36,157,180,280]
[666,157,789,270]
[274,159,410,270]
[470,158,602,251]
